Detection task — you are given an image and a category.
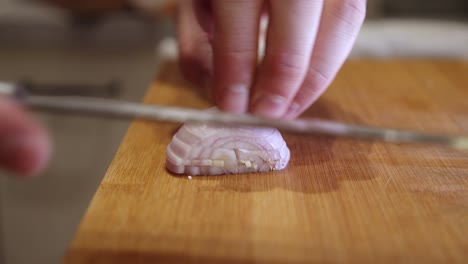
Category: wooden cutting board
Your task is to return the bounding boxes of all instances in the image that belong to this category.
[64,60,468,264]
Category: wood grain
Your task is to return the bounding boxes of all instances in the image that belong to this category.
[64,60,468,264]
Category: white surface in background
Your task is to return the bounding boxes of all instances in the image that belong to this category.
[352,19,468,58]
[158,38,178,59]
[0,82,15,96]
[157,19,468,60]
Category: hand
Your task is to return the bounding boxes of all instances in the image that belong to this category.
[0,97,51,177]
[177,0,366,118]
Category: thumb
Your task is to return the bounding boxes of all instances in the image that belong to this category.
[0,97,52,177]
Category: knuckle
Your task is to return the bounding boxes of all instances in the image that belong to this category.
[342,0,367,16]
[267,51,309,81]
[292,77,327,114]
[223,48,258,59]
[217,43,258,63]
[330,0,367,30]
[218,51,257,71]
[304,65,331,93]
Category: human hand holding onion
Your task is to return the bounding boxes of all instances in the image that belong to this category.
[177,0,367,118]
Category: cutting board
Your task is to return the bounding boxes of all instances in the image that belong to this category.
[64,60,468,264]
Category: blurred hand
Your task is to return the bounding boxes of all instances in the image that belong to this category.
[177,0,366,118]
[0,98,51,177]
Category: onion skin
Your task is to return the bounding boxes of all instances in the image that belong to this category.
[166,122,290,176]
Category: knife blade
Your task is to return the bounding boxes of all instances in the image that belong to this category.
[1,81,467,150]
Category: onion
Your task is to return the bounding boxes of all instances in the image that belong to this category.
[166,122,290,176]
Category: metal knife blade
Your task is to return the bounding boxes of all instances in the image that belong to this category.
[1,81,467,150]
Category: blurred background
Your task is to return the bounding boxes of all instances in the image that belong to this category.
[0,0,466,263]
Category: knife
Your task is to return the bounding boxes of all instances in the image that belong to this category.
[1,81,467,150]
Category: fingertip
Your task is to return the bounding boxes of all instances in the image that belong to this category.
[283,102,301,119]
[0,125,52,178]
[218,84,250,114]
[0,97,52,178]
[251,93,289,118]
[25,126,52,177]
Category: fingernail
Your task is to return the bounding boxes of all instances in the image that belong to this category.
[252,94,288,118]
[0,133,51,177]
[284,102,301,119]
[220,84,249,113]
